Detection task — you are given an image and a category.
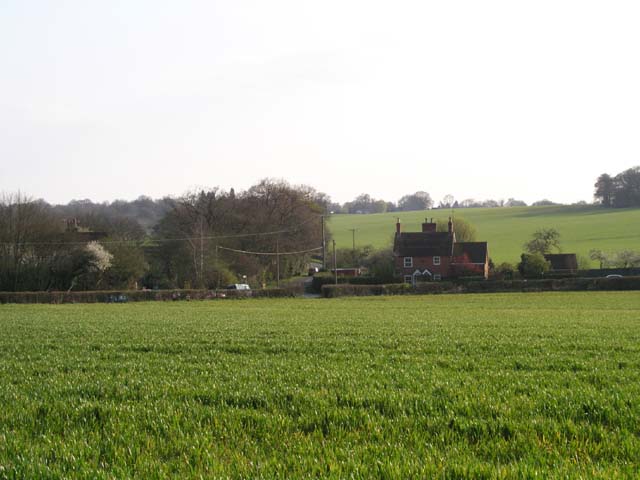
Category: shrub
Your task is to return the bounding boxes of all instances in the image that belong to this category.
[518,253,551,278]
[0,286,303,304]
[494,262,516,280]
[318,277,640,298]
[310,274,343,293]
[321,284,386,298]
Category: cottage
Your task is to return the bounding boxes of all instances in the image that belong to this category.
[393,218,489,284]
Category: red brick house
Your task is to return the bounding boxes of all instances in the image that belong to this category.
[393,218,489,283]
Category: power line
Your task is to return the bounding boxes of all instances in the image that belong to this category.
[0,214,324,247]
[217,246,322,256]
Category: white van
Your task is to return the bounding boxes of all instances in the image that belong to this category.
[226,283,251,290]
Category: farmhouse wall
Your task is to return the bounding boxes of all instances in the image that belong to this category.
[395,255,451,278]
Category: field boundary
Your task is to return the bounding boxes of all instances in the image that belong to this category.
[0,286,303,304]
[321,276,640,298]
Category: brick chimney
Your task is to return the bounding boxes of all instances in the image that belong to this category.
[448,217,453,233]
[422,218,437,233]
[396,218,401,234]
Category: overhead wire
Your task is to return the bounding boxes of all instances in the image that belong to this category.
[0,213,324,247]
[217,246,322,256]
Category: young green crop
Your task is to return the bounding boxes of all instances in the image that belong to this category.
[1,292,639,478]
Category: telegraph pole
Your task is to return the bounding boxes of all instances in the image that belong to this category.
[215,244,220,289]
[200,216,204,288]
[349,228,356,253]
[276,238,280,287]
[321,215,326,270]
[333,239,337,285]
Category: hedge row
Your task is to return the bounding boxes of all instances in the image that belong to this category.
[0,286,303,304]
[321,282,456,298]
[310,274,385,293]
[321,276,640,298]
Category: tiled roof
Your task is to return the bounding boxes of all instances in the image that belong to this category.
[452,242,488,264]
[394,232,454,257]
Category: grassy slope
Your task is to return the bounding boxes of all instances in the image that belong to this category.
[1,294,640,478]
[327,205,640,265]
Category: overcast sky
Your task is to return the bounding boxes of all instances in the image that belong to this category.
[1,1,639,205]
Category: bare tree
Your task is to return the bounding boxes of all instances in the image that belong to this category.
[439,194,455,209]
[0,192,61,291]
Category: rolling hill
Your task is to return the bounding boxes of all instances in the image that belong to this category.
[327,205,640,266]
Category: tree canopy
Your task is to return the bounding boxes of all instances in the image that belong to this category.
[594,167,640,208]
[0,180,328,292]
[524,228,561,255]
[397,191,433,211]
[436,217,478,242]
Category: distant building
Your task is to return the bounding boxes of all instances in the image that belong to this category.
[393,218,489,284]
[63,218,108,242]
[544,254,578,273]
[331,267,362,277]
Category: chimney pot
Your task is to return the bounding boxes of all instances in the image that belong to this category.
[422,218,437,233]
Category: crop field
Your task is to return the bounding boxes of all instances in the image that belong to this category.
[1,293,640,478]
[328,205,640,265]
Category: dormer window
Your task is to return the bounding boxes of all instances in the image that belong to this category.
[403,257,413,268]
[433,256,441,265]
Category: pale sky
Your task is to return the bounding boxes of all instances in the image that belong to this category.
[1,1,639,205]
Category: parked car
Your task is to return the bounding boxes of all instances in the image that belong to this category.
[605,274,623,279]
[226,283,251,290]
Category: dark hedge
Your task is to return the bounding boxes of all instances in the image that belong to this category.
[0,286,303,304]
[321,277,640,298]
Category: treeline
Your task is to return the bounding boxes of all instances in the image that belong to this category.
[594,166,640,208]
[329,192,552,214]
[52,196,175,232]
[0,180,326,292]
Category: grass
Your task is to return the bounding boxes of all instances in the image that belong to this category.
[327,204,640,265]
[1,293,640,478]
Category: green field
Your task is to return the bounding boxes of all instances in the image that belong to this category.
[328,205,640,265]
[1,294,640,478]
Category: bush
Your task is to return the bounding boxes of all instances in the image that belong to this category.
[309,274,388,293]
[347,276,387,285]
[3,277,639,303]
[0,286,303,304]
[518,253,551,278]
[321,282,455,298]
[493,262,517,280]
[322,284,386,298]
[454,276,487,283]
[311,274,342,293]
[319,277,640,298]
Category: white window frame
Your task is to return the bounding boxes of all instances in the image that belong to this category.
[433,274,442,281]
[404,275,413,284]
[433,256,441,265]
[403,257,413,268]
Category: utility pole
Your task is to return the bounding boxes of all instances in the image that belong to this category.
[333,239,337,285]
[321,215,326,270]
[215,244,220,289]
[276,238,280,288]
[200,216,204,289]
[349,228,356,253]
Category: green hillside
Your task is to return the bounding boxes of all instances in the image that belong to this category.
[327,205,640,265]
